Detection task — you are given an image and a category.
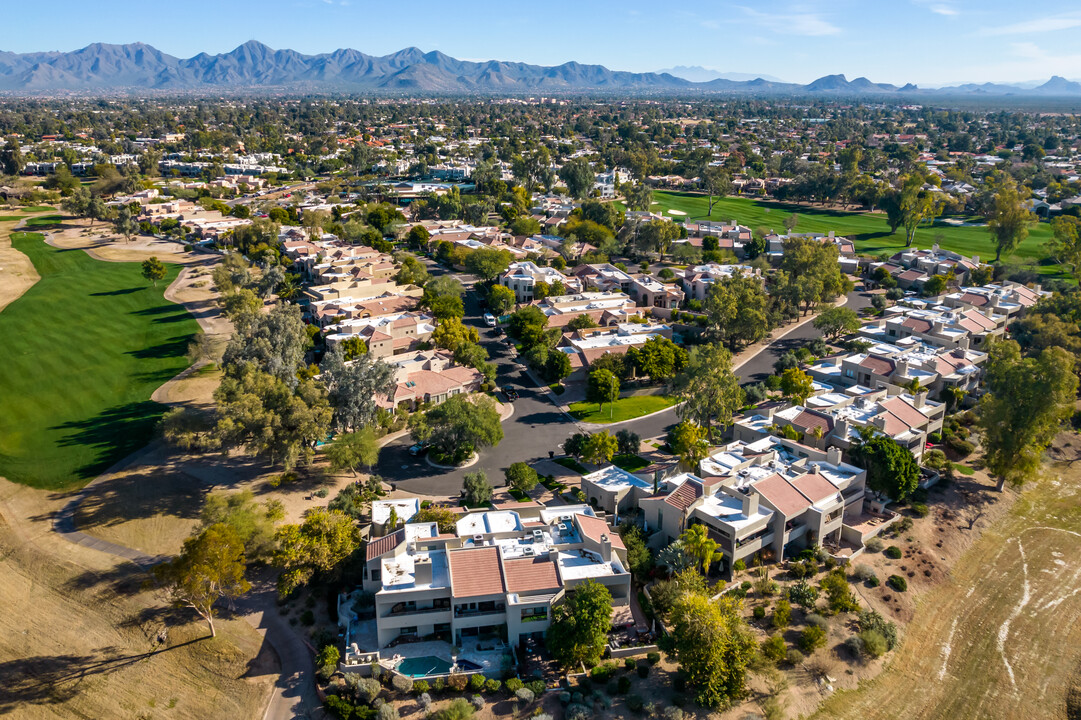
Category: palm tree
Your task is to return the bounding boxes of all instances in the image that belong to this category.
[277,273,303,303]
[680,524,718,574]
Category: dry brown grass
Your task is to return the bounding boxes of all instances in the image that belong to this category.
[0,479,275,719]
[0,216,41,312]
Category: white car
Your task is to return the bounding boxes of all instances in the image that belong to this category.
[483,313,497,327]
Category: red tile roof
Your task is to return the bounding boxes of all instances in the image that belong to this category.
[664,480,702,512]
[502,557,561,594]
[790,473,840,504]
[448,547,506,597]
[574,514,626,550]
[753,474,811,517]
[366,528,405,561]
[859,356,895,376]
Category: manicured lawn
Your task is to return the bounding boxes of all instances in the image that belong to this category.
[612,453,649,472]
[568,394,680,423]
[950,462,976,476]
[553,457,587,475]
[0,215,26,221]
[21,205,56,213]
[642,191,1064,278]
[24,214,66,228]
[0,233,198,489]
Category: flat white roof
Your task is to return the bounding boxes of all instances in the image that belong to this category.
[696,493,773,531]
[372,498,420,527]
[539,505,594,524]
[556,548,626,580]
[582,465,652,491]
[381,548,450,591]
[455,510,522,536]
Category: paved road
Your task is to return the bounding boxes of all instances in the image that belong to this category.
[378,263,872,496]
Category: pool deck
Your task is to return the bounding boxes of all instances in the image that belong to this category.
[381,639,512,678]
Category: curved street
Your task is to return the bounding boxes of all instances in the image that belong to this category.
[378,272,874,496]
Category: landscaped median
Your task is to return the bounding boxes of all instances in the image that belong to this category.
[568,394,679,424]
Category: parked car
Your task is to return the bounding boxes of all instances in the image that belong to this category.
[483,313,497,327]
[408,442,429,456]
[502,386,520,401]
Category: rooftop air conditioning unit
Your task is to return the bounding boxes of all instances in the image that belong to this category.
[473,534,484,543]
[523,547,535,557]
[557,523,568,532]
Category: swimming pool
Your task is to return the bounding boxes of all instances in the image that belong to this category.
[396,656,452,677]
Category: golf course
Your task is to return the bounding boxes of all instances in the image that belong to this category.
[0,232,198,490]
[647,191,1064,277]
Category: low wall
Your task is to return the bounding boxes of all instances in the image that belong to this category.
[607,644,659,660]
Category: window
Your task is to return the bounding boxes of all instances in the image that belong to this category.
[400,626,418,636]
[371,569,381,582]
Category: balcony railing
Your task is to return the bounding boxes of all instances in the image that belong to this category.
[521,614,548,624]
[454,605,506,618]
[387,605,451,617]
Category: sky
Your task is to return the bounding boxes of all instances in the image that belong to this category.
[3,0,1081,86]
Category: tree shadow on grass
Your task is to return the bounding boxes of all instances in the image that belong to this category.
[0,640,203,713]
[126,336,194,360]
[91,287,143,296]
[72,464,204,535]
[52,400,167,481]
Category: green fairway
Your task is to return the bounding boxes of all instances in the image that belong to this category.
[21,205,57,213]
[644,191,1063,277]
[23,214,66,228]
[569,394,679,423]
[0,233,198,489]
[0,215,26,222]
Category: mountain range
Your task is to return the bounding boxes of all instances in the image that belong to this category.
[1,42,1080,97]
[655,65,785,83]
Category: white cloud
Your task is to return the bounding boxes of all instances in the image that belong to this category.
[978,12,1081,36]
[930,4,958,16]
[738,6,840,37]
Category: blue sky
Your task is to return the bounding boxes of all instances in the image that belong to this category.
[4,0,1081,85]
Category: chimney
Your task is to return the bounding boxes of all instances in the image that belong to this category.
[933,320,945,334]
[873,414,888,430]
[896,359,910,377]
[989,294,1000,308]
[827,446,843,465]
[599,534,613,563]
[741,492,760,517]
[972,255,980,265]
[413,556,433,586]
[837,417,852,440]
[914,390,927,409]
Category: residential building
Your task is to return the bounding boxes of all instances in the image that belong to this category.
[498,261,576,303]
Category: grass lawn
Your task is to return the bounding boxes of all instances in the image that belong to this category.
[950,462,976,476]
[0,233,198,489]
[641,191,1065,278]
[0,215,26,222]
[568,394,680,423]
[612,453,650,472]
[553,457,587,475]
[23,214,66,228]
[20,205,57,212]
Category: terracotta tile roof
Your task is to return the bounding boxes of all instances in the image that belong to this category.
[753,474,811,517]
[792,410,834,435]
[790,473,840,504]
[879,396,928,429]
[448,547,506,598]
[899,270,926,281]
[502,557,561,594]
[859,356,895,376]
[958,292,988,307]
[574,514,626,550]
[366,528,405,561]
[901,317,933,333]
[664,480,702,512]
[961,309,996,330]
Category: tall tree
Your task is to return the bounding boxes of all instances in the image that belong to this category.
[898,172,942,247]
[701,167,732,217]
[153,523,251,638]
[668,593,756,708]
[985,173,1034,262]
[141,256,167,287]
[586,368,621,415]
[672,343,744,437]
[852,434,920,502]
[680,524,718,573]
[113,205,138,243]
[1047,216,1081,284]
[325,428,380,475]
[669,420,709,470]
[704,276,770,351]
[546,579,613,668]
[320,348,397,431]
[978,340,1078,491]
[812,306,861,342]
[273,508,359,597]
[582,430,619,465]
[559,158,596,200]
[779,368,814,405]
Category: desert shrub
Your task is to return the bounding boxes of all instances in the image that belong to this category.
[636,664,649,679]
[646,651,660,665]
[433,677,446,693]
[528,680,545,697]
[740,580,753,590]
[887,575,908,592]
[618,676,631,693]
[663,706,684,720]
[798,625,827,654]
[515,688,535,705]
[858,609,899,649]
[624,657,636,670]
[911,503,930,518]
[884,545,903,559]
[483,678,499,693]
[867,575,881,587]
[506,678,524,693]
[448,674,468,692]
[789,580,819,609]
[590,663,616,682]
[438,698,475,720]
[945,436,974,457]
[805,613,830,630]
[733,559,747,572]
[469,674,486,691]
[785,648,804,666]
[420,692,432,710]
[772,598,791,628]
[565,704,592,720]
[895,517,913,533]
[843,635,865,658]
[572,692,584,704]
[753,605,766,620]
[852,564,877,583]
[858,630,889,658]
[392,674,413,693]
[762,635,786,662]
[379,703,400,720]
[300,610,315,625]
[559,692,572,705]
[865,537,884,553]
[626,694,644,713]
[413,680,430,695]
[356,678,382,704]
[470,695,485,710]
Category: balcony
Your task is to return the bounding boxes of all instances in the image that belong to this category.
[454,604,506,618]
[521,614,548,624]
[386,604,452,618]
